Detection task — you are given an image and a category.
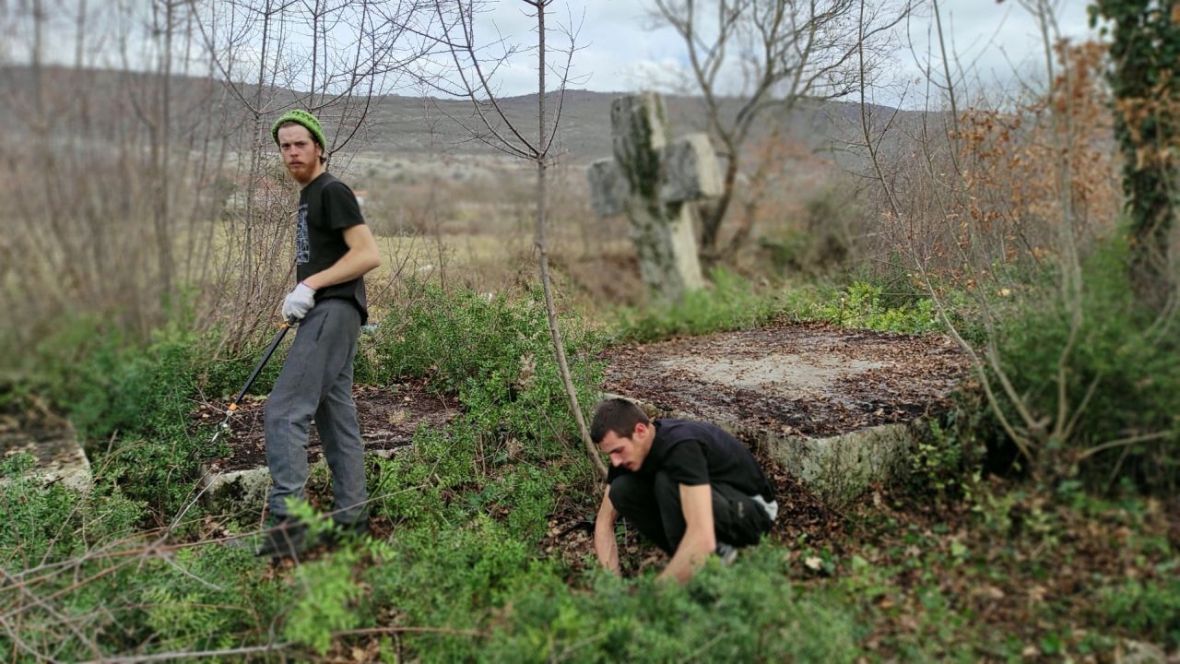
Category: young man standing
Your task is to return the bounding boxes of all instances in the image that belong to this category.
[591,398,778,582]
[257,110,381,559]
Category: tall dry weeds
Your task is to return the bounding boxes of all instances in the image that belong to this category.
[0,0,429,370]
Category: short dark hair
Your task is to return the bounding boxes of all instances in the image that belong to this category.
[590,397,650,444]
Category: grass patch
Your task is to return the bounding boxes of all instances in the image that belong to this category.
[781,280,943,335]
[614,270,945,344]
[612,268,781,343]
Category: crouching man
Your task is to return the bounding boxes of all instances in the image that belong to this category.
[591,398,779,583]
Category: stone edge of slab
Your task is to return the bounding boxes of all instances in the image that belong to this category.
[1,424,93,494]
[199,446,410,511]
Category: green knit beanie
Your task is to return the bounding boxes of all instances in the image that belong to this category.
[272,109,327,150]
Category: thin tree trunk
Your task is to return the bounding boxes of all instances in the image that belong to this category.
[155,0,175,298]
[532,2,608,479]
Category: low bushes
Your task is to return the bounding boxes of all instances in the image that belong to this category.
[613,268,780,343]
[3,260,1176,660]
[980,240,1180,492]
[368,282,605,459]
[482,547,863,662]
[782,280,943,335]
[614,269,942,345]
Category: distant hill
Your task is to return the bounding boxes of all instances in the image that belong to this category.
[352,88,909,165]
[1,64,916,167]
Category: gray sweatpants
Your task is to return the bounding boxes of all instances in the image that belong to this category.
[264,298,367,524]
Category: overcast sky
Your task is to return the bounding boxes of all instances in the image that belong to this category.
[2,0,1098,110]
[470,0,1097,108]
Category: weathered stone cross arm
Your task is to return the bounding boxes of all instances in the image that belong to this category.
[587,130,724,217]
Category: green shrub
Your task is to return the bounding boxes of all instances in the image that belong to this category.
[1098,578,1180,648]
[364,515,541,660]
[360,517,863,662]
[483,547,862,662]
[0,454,85,567]
[614,271,946,344]
[906,415,986,500]
[284,547,367,655]
[1,536,274,660]
[614,268,780,343]
[16,315,227,521]
[0,454,143,570]
[26,316,201,442]
[787,281,942,334]
[371,283,604,457]
[100,434,213,527]
[195,325,291,403]
[136,545,284,653]
[986,239,1180,491]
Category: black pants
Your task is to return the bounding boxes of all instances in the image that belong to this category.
[608,471,772,554]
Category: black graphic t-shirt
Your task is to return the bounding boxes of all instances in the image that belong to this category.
[608,419,775,501]
[296,172,368,324]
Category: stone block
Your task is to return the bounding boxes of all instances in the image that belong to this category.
[616,393,917,505]
[760,423,915,504]
[199,446,410,517]
[587,158,629,217]
[200,466,272,516]
[0,420,91,493]
[602,324,969,505]
[661,133,723,203]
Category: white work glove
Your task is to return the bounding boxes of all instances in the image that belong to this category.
[282,282,317,322]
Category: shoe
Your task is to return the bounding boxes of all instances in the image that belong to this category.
[715,542,738,565]
[256,518,309,559]
[319,518,370,548]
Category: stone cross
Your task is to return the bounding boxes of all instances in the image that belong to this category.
[587,92,722,302]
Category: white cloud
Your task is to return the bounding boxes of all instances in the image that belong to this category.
[889,0,1098,106]
[468,0,1099,107]
[467,0,689,94]
[1,0,1101,109]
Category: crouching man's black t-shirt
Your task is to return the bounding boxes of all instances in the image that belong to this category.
[608,419,775,501]
[295,172,369,324]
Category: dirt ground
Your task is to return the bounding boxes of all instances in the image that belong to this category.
[601,320,968,437]
[197,321,966,473]
[193,379,460,474]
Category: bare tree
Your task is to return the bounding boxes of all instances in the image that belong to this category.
[650,0,908,264]
[0,0,429,363]
[854,0,1159,481]
[0,0,234,356]
[410,0,608,478]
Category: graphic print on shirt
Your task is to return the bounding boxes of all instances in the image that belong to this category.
[295,202,310,265]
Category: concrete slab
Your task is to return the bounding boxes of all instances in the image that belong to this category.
[602,321,968,502]
[0,410,91,493]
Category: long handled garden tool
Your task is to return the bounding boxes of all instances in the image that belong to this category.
[209,320,293,446]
